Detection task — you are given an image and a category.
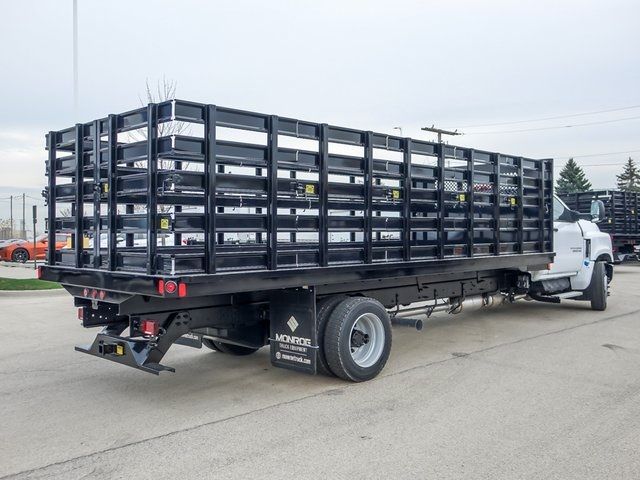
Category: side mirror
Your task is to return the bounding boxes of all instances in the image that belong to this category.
[590,199,605,223]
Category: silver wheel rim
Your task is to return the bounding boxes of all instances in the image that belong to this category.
[349,313,385,368]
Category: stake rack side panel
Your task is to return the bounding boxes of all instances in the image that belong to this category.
[44,99,553,276]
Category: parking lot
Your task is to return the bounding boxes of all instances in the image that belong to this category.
[0,265,639,479]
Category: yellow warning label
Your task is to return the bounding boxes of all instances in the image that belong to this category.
[305,184,316,195]
[392,190,400,199]
[510,197,517,206]
[115,344,125,356]
[102,184,109,193]
[458,193,466,202]
[160,218,170,230]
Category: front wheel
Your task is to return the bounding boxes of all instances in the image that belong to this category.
[323,297,392,382]
[589,261,608,311]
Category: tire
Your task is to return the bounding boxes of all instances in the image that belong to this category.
[590,261,608,311]
[323,297,392,382]
[201,338,220,351]
[315,296,346,376]
[209,340,259,356]
[11,248,29,263]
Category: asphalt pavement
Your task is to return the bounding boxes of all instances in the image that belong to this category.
[1,265,639,479]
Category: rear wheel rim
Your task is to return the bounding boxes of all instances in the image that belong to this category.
[14,250,27,262]
[349,313,385,368]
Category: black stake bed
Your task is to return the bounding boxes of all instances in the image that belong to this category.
[41,100,554,297]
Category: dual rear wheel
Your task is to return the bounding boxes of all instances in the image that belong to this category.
[201,296,393,382]
[319,296,392,382]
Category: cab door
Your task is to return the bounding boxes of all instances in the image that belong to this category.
[549,196,584,276]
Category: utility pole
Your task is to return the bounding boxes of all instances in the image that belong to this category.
[9,195,13,237]
[22,193,26,238]
[421,126,462,144]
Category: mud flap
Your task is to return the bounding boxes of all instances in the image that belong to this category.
[269,288,318,374]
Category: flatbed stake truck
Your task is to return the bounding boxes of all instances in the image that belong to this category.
[39,100,613,382]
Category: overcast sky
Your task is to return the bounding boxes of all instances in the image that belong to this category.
[1,0,639,204]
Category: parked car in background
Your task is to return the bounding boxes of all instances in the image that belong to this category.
[0,234,69,263]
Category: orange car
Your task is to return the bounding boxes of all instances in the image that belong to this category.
[0,234,69,263]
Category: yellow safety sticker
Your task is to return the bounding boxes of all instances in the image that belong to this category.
[510,197,517,206]
[392,190,400,199]
[115,344,125,356]
[102,184,109,193]
[160,218,170,230]
[458,193,466,202]
[305,184,316,195]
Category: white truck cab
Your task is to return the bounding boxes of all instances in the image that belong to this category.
[528,195,613,310]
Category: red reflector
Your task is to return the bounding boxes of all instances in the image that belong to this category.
[83,288,89,297]
[158,280,165,295]
[36,266,43,279]
[141,319,159,336]
[92,289,98,299]
[178,282,187,298]
[164,281,178,294]
[77,307,84,320]
[99,290,107,300]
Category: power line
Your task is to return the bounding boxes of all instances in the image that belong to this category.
[457,104,640,129]
[552,149,640,160]
[463,115,640,135]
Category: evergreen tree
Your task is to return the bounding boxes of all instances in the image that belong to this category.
[556,158,592,194]
[616,157,640,192]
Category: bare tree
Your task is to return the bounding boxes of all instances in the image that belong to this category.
[130,77,190,140]
[130,77,191,215]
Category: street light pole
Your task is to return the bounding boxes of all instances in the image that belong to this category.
[9,195,13,238]
[22,193,26,238]
[73,0,79,116]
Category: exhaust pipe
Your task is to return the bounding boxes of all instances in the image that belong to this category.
[390,317,423,331]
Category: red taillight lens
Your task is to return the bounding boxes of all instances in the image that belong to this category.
[99,290,107,300]
[141,319,160,336]
[77,307,84,320]
[164,281,178,294]
[158,280,165,295]
[91,289,98,299]
[178,282,187,298]
[36,266,43,279]
[83,288,89,297]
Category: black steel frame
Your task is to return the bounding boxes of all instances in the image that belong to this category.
[42,99,554,297]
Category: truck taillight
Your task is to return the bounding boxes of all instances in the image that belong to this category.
[36,266,43,279]
[157,280,185,296]
[77,307,84,321]
[164,281,178,294]
[141,319,160,336]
